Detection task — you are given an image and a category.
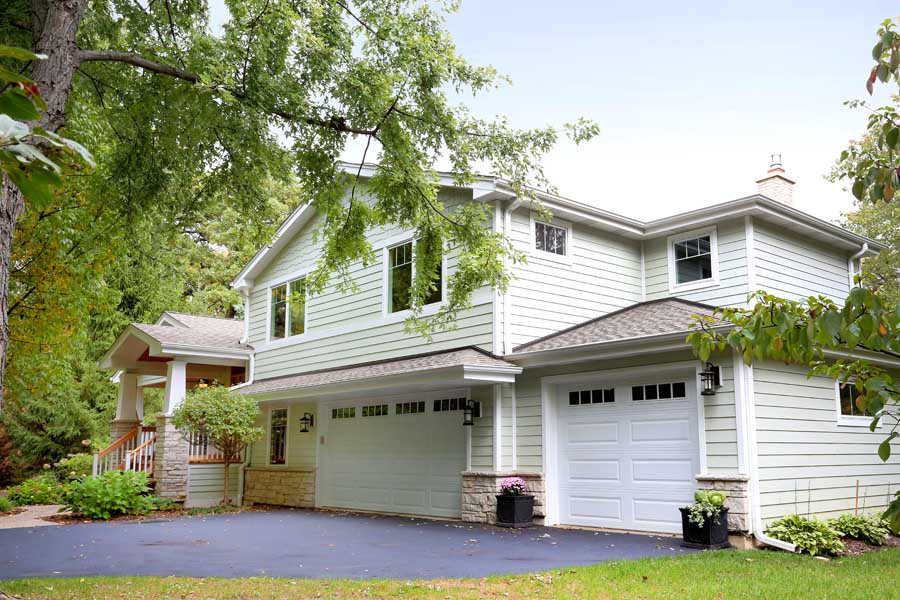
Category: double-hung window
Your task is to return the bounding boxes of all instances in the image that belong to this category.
[269,408,287,465]
[668,227,718,290]
[270,277,306,340]
[387,241,442,314]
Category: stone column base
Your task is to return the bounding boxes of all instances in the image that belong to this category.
[109,419,141,441]
[153,415,189,502]
[242,468,316,507]
[461,471,545,524]
[696,473,750,533]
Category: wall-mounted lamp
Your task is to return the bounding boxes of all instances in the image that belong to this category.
[462,400,480,427]
[700,362,721,396]
[197,379,209,389]
[299,412,315,432]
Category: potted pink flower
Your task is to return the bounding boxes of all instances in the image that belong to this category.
[496,477,534,528]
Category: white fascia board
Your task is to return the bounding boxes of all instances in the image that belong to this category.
[231,203,314,289]
[822,348,900,370]
[158,344,251,360]
[462,365,522,383]
[98,324,162,369]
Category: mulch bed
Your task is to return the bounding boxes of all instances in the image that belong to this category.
[841,534,900,556]
[40,503,282,525]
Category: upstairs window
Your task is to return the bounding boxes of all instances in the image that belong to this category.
[837,380,876,426]
[668,227,718,290]
[535,221,567,256]
[387,240,442,314]
[270,277,306,340]
[269,408,287,465]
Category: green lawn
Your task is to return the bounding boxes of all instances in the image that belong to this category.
[2,549,898,599]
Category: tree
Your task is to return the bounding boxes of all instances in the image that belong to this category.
[0,0,598,399]
[171,385,262,505]
[688,17,900,532]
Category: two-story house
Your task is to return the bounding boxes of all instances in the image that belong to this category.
[100,159,899,548]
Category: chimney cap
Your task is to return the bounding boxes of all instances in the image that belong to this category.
[769,153,782,170]
[756,153,795,184]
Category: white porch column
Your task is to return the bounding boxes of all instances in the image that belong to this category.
[162,360,188,415]
[115,373,140,421]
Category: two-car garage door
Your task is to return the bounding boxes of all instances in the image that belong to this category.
[556,376,700,534]
[320,395,467,519]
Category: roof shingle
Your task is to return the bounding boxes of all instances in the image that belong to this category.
[131,313,248,352]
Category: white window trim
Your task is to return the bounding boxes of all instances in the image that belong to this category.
[835,380,881,428]
[667,226,719,292]
[381,238,447,318]
[529,213,573,264]
[267,406,290,467]
[265,273,309,343]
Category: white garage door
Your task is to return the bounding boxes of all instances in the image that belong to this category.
[556,377,700,534]
[320,394,467,518]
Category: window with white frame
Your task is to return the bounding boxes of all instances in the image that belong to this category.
[534,221,567,256]
[837,380,875,424]
[269,408,287,465]
[668,227,718,289]
[270,276,306,340]
[387,240,442,314]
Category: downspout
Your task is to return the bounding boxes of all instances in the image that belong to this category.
[738,358,797,552]
[848,242,868,289]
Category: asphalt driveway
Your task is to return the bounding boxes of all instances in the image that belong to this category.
[0,509,696,580]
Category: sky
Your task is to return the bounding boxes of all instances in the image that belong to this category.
[212,1,898,223]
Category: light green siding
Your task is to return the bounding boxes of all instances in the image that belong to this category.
[470,385,494,470]
[645,218,749,306]
[186,464,240,508]
[753,362,900,521]
[247,188,494,380]
[247,403,318,469]
[753,222,850,303]
[507,208,642,349]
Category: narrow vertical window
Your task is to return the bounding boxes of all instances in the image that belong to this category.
[270,284,287,339]
[389,242,413,313]
[269,408,287,465]
[289,278,306,336]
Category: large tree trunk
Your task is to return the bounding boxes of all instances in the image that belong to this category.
[0,0,88,407]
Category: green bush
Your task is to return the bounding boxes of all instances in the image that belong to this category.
[0,496,15,513]
[150,496,178,511]
[7,473,64,505]
[62,471,155,519]
[765,515,845,556]
[52,453,93,482]
[827,513,891,546]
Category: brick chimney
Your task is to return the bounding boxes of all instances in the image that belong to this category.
[756,154,795,206]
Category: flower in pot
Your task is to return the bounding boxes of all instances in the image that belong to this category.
[679,490,731,549]
[496,476,534,528]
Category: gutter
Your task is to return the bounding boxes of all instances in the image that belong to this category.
[848,242,869,288]
[736,355,797,553]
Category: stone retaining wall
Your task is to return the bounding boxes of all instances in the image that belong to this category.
[243,467,316,508]
[696,473,750,532]
[461,471,544,524]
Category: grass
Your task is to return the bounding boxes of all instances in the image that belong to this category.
[2,548,899,599]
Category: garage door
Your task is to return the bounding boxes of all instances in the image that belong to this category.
[556,377,700,533]
[320,394,467,518]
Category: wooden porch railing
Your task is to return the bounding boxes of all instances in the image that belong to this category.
[124,432,156,474]
[92,425,157,477]
[189,432,241,464]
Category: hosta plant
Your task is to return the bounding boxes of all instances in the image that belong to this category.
[685,490,727,526]
[62,470,155,519]
[828,513,891,546]
[765,515,845,556]
[6,473,64,505]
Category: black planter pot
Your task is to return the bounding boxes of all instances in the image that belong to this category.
[679,506,731,549]
[496,494,534,528]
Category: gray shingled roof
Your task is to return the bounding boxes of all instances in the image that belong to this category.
[512,298,719,354]
[131,313,249,352]
[239,347,517,395]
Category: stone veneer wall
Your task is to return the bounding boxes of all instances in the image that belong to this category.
[153,415,189,502]
[461,471,545,524]
[109,419,141,441]
[695,473,750,532]
[243,467,316,507]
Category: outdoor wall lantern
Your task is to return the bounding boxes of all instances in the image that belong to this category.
[462,400,480,427]
[299,412,315,432]
[197,379,209,388]
[700,362,721,396]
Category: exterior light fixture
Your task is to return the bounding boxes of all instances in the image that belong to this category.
[463,400,475,426]
[198,379,209,389]
[299,412,315,433]
[700,362,721,396]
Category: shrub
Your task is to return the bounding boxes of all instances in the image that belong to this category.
[52,453,93,482]
[7,473,64,505]
[827,513,891,546]
[765,514,845,556]
[499,477,528,496]
[0,496,15,513]
[62,471,155,519]
[150,496,178,511]
[684,490,727,526]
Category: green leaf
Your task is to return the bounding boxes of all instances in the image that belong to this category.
[873,41,885,60]
[0,91,41,120]
[852,179,865,200]
[879,437,893,461]
[888,127,900,149]
[883,32,894,49]
[877,64,890,83]
[0,45,45,62]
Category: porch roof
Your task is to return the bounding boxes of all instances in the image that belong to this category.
[511,298,720,355]
[238,347,520,398]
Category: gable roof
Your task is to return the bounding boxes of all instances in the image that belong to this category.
[238,346,519,396]
[231,163,883,290]
[511,298,719,355]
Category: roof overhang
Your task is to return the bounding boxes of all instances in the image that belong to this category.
[100,324,251,372]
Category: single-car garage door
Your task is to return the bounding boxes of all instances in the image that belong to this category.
[556,376,700,534]
[320,394,467,518]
